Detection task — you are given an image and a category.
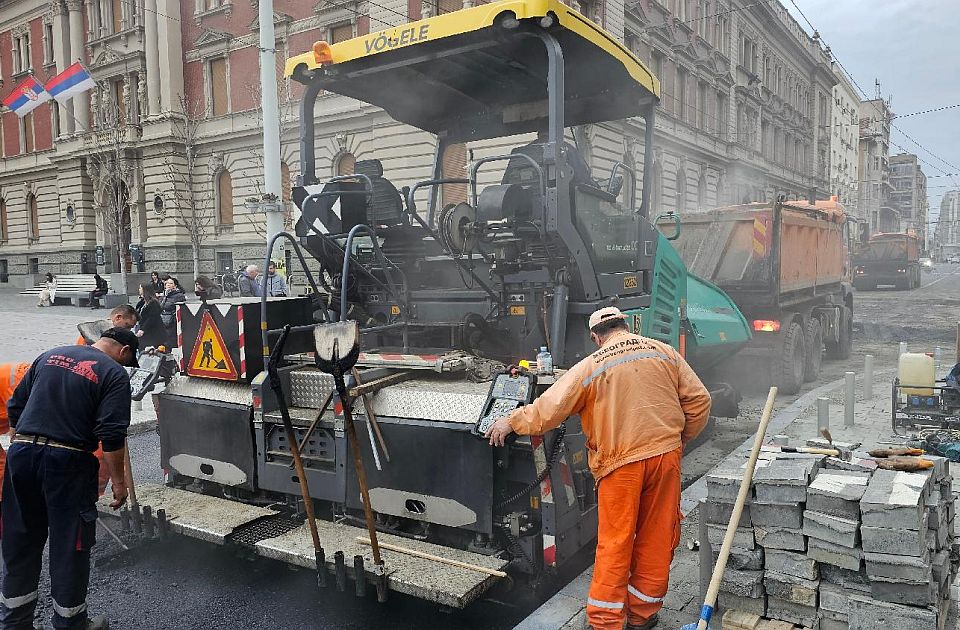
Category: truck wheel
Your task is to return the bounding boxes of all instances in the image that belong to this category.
[803,318,823,382]
[826,305,853,360]
[776,321,805,395]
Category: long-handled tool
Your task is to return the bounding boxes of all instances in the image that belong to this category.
[267,326,325,585]
[314,321,388,600]
[682,386,778,630]
[351,368,390,464]
[355,536,506,577]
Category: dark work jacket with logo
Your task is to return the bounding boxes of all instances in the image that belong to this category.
[6,345,131,452]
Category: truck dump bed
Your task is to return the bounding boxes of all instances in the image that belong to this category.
[665,200,848,309]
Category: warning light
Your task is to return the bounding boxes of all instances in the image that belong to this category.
[313,41,333,65]
[252,394,262,409]
[752,320,781,333]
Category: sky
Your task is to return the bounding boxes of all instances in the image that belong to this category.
[784,0,960,224]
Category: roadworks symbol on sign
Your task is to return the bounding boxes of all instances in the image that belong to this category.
[187,311,238,380]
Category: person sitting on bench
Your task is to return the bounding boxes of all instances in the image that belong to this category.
[89,273,108,309]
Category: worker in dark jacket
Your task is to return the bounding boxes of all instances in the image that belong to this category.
[2,328,137,630]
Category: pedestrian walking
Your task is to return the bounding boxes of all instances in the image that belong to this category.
[484,307,712,630]
[2,328,138,630]
[237,265,261,297]
[148,271,164,297]
[37,273,57,307]
[194,276,223,301]
[134,284,165,349]
[0,363,30,500]
[158,277,186,349]
[88,274,108,309]
[264,262,288,297]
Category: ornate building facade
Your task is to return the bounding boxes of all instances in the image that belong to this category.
[0,0,838,286]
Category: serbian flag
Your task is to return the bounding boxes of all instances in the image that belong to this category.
[2,76,51,117]
[45,62,96,103]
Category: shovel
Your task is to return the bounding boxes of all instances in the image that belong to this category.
[313,322,386,581]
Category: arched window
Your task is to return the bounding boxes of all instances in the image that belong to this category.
[336,152,355,177]
[217,170,233,225]
[280,162,292,204]
[0,199,7,242]
[441,142,468,205]
[675,168,687,213]
[27,193,39,239]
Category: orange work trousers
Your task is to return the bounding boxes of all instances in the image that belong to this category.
[586,447,682,630]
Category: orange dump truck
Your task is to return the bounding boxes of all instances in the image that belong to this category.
[662,198,853,394]
[852,232,921,290]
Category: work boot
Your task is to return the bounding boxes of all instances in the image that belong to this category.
[84,615,110,630]
[626,613,659,630]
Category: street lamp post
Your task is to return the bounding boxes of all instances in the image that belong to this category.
[259,0,284,247]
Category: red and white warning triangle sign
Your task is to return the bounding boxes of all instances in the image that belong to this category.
[187,311,239,381]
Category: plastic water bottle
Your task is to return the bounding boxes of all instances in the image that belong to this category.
[537,346,553,375]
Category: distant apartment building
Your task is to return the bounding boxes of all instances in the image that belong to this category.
[888,153,928,248]
[828,68,859,218]
[858,98,897,233]
[935,191,960,260]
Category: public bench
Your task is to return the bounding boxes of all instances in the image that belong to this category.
[20,274,114,307]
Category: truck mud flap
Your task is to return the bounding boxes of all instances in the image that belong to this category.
[99,483,507,608]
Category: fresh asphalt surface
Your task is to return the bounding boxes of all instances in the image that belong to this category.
[1,266,959,629]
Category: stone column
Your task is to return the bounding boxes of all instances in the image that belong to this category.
[143,0,160,116]
[66,0,89,130]
[51,1,73,134]
[155,0,183,112]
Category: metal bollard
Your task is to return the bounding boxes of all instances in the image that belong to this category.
[899,342,908,357]
[156,509,168,539]
[316,549,327,589]
[817,397,830,432]
[844,371,856,427]
[374,562,388,603]
[864,354,874,399]
[334,551,347,592]
[131,504,143,536]
[142,505,155,539]
[354,555,367,597]
[119,507,131,532]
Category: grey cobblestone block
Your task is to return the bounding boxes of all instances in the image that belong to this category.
[764,549,818,580]
[720,568,765,598]
[818,582,850,615]
[717,592,767,618]
[807,536,863,571]
[823,454,878,473]
[805,437,860,451]
[861,514,929,556]
[802,510,859,548]
[819,563,871,592]
[847,593,938,630]
[932,549,950,589]
[714,546,765,571]
[868,575,938,607]
[807,470,869,520]
[703,498,752,527]
[762,572,818,607]
[819,618,849,630]
[708,470,750,503]
[765,596,817,628]
[753,526,806,551]
[864,549,931,582]
[708,524,756,550]
[750,501,803,529]
[860,469,928,530]
[753,460,818,505]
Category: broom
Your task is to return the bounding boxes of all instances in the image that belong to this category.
[681,386,778,630]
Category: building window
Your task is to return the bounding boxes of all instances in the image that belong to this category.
[217,170,233,225]
[113,79,126,125]
[697,81,707,130]
[0,199,7,242]
[43,23,55,65]
[28,257,39,274]
[425,0,462,15]
[695,0,708,38]
[51,101,60,138]
[13,31,30,74]
[441,142,468,205]
[716,92,727,139]
[216,251,234,274]
[209,57,229,117]
[20,113,34,153]
[674,0,687,21]
[676,67,687,121]
[651,50,664,81]
[330,23,353,43]
[715,14,730,53]
[27,193,39,239]
[112,0,124,34]
[336,152,355,176]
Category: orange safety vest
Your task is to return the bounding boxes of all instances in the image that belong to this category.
[0,363,30,434]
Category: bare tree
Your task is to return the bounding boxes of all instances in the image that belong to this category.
[86,93,136,296]
[164,96,216,278]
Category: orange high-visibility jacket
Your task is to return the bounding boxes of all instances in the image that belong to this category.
[0,363,30,434]
[508,330,712,481]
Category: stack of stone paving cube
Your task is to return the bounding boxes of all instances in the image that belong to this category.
[705,451,957,630]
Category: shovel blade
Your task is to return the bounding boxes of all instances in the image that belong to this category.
[313,321,361,373]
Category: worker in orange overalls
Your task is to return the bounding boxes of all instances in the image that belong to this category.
[485,306,712,630]
[0,363,30,499]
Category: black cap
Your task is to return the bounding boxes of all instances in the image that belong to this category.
[100,327,140,367]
